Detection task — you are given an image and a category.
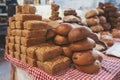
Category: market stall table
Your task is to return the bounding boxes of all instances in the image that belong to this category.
[4,39,120,80]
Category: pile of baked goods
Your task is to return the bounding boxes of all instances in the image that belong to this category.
[5,4,71,75]
[49,4,61,20]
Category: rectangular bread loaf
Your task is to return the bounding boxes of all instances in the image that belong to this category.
[27,56,36,67]
[35,44,62,62]
[9,21,16,29]
[15,14,42,21]
[8,43,15,52]
[15,21,24,29]
[16,5,22,14]
[20,54,27,63]
[9,16,15,22]
[15,36,21,44]
[21,45,27,55]
[9,36,15,44]
[9,50,14,57]
[24,21,48,30]
[7,27,12,36]
[22,29,47,38]
[22,4,36,14]
[21,37,46,47]
[37,56,70,75]
[16,30,22,36]
[6,36,10,45]
[15,44,21,53]
[14,52,20,60]
[11,30,16,36]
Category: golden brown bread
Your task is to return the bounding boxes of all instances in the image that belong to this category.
[9,21,16,29]
[9,50,14,57]
[15,36,21,44]
[102,23,111,31]
[86,18,100,26]
[6,36,10,45]
[22,29,47,38]
[15,44,21,53]
[68,26,92,43]
[56,23,73,36]
[9,36,15,44]
[8,43,15,52]
[72,50,95,66]
[27,57,36,67]
[24,21,48,30]
[70,38,96,51]
[54,35,69,45]
[64,9,77,16]
[20,54,27,63]
[63,46,73,58]
[85,10,98,18]
[75,60,101,74]
[16,5,22,14]
[87,33,100,43]
[15,21,24,29]
[14,52,20,60]
[90,25,104,32]
[15,30,22,36]
[21,46,27,55]
[11,30,16,36]
[46,29,56,40]
[15,14,42,21]
[35,43,63,62]
[51,4,59,11]
[99,16,106,24]
[112,29,120,38]
[9,16,15,22]
[37,56,70,75]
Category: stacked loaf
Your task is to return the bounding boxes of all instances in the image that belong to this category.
[5,4,71,75]
[49,4,61,20]
[63,9,81,23]
[49,23,103,74]
[104,2,120,30]
[97,2,112,31]
[85,10,104,33]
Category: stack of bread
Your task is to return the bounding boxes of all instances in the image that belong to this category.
[85,10,104,33]
[49,4,61,20]
[5,4,71,75]
[63,9,81,24]
[104,2,120,30]
[50,23,103,74]
[97,2,111,31]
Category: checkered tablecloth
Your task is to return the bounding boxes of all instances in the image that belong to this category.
[4,52,120,80]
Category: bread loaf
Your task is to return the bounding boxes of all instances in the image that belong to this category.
[54,35,69,45]
[27,57,36,66]
[56,23,72,36]
[46,29,56,40]
[36,44,62,62]
[22,29,47,38]
[5,36,10,46]
[15,21,24,29]
[15,14,42,21]
[64,9,77,16]
[9,21,16,29]
[9,16,15,22]
[86,18,99,26]
[102,23,111,31]
[63,46,73,58]
[9,50,14,57]
[14,52,20,60]
[85,10,98,18]
[16,30,22,36]
[70,38,96,51]
[21,46,27,55]
[21,37,46,47]
[20,54,27,63]
[16,5,22,14]
[72,51,95,66]
[99,16,107,24]
[11,30,16,36]
[68,26,92,43]
[90,25,104,32]
[9,36,15,44]
[7,27,12,36]
[15,36,21,44]
[8,43,15,52]
[37,56,70,75]
[112,29,120,38]
[15,44,21,53]
[24,21,48,30]
[75,60,101,74]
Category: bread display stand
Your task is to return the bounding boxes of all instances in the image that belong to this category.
[4,40,120,80]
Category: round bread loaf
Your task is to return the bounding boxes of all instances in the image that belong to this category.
[70,38,96,51]
[56,23,73,36]
[90,25,104,33]
[75,60,101,74]
[87,33,99,43]
[47,29,56,40]
[63,47,73,58]
[85,10,98,18]
[54,35,69,45]
[86,18,100,26]
[102,23,111,31]
[92,49,103,62]
[99,16,106,24]
[72,50,95,65]
[68,26,92,43]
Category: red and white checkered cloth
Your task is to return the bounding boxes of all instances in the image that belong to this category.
[4,53,120,80]
[4,39,120,80]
